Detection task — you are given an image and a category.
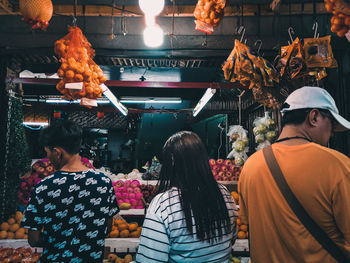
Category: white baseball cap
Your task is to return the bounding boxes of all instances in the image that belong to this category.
[280,86,350,132]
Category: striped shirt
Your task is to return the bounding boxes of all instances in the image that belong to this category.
[136,184,238,263]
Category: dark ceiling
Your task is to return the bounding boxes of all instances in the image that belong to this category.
[1,0,346,111]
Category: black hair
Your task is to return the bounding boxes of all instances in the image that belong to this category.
[281,109,311,128]
[281,108,335,128]
[39,120,82,154]
[158,131,231,243]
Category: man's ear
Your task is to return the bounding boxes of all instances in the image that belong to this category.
[308,109,319,128]
[53,147,64,157]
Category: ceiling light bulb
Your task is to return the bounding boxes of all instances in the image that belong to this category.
[139,0,165,16]
[143,25,164,48]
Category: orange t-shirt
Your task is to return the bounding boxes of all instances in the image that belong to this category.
[238,143,350,263]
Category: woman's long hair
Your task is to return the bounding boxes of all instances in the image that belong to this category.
[158,131,231,243]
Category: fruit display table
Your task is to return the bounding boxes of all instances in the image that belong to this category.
[0,239,42,253]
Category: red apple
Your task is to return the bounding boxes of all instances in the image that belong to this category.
[212,170,218,176]
[46,165,54,172]
[209,159,216,166]
[41,161,49,167]
[223,160,232,166]
[31,172,39,178]
[228,166,234,172]
[37,167,45,173]
[221,166,228,172]
[222,176,228,181]
[212,165,220,172]
[218,171,225,177]
[216,159,224,165]
[214,175,222,181]
[226,171,232,177]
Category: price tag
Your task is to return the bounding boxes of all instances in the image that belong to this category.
[65,82,83,90]
[80,97,97,107]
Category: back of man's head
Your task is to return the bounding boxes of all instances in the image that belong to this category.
[39,120,82,154]
[281,86,350,132]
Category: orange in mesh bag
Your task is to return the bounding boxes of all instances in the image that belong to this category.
[193,0,226,34]
[54,27,106,102]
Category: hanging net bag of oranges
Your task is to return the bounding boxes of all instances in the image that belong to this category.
[54,26,107,104]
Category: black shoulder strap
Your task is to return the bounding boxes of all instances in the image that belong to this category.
[263,146,347,263]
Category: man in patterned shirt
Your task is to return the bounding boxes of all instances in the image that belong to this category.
[21,120,119,263]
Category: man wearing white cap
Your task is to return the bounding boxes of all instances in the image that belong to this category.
[238,86,350,262]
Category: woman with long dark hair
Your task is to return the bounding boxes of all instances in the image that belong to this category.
[136,131,238,263]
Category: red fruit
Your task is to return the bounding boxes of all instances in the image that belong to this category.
[228,166,234,172]
[216,159,224,165]
[221,166,228,172]
[42,171,49,177]
[41,161,49,167]
[46,165,54,173]
[223,160,232,166]
[140,184,147,190]
[31,172,39,178]
[147,185,154,191]
[214,175,222,181]
[212,165,220,172]
[212,170,218,176]
[222,176,228,181]
[218,171,225,177]
[37,167,45,173]
[209,159,216,166]
[32,162,40,170]
[226,171,232,177]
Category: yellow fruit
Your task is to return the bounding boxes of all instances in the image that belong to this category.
[0,230,8,239]
[119,203,131,210]
[119,229,130,238]
[15,228,25,239]
[7,218,16,225]
[15,211,23,223]
[7,232,15,239]
[9,223,20,233]
[0,222,9,231]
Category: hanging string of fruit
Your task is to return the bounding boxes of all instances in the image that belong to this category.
[54,26,107,102]
[193,0,226,33]
[324,0,350,37]
[19,0,53,30]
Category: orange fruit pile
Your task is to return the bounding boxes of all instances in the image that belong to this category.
[0,211,28,239]
[324,0,350,37]
[107,253,133,263]
[54,27,107,100]
[109,218,142,238]
[236,217,248,239]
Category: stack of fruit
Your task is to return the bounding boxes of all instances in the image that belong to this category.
[108,217,142,238]
[18,159,55,206]
[0,211,27,240]
[0,248,40,262]
[237,218,248,239]
[140,184,157,204]
[253,113,277,150]
[209,159,242,181]
[113,180,144,209]
[193,0,225,33]
[324,0,350,37]
[106,253,133,263]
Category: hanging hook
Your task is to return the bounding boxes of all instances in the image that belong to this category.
[72,0,77,27]
[312,21,319,38]
[287,27,294,45]
[237,26,246,43]
[254,39,263,56]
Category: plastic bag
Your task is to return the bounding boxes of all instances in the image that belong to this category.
[226,125,249,167]
[253,112,277,150]
[54,27,106,102]
[193,0,226,33]
[303,35,338,68]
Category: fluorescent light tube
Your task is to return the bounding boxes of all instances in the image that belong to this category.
[193,88,216,117]
[23,121,49,126]
[45,99,110,104]
[120,98,182,104]
[100,84,128,116]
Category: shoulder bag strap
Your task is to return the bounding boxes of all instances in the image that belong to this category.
[262,145,347,263]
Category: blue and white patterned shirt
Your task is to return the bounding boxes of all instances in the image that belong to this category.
[21,169,119,263]
[136,184,238,263]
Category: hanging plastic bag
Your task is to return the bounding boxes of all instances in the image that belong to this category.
[226,125,249,167]
[303,35,338,68]
[253,112,277,151]
[54,27,106,102]
[193,0,226,34]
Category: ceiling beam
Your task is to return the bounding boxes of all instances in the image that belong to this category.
[8,77,244,89]
[2,3,327,17]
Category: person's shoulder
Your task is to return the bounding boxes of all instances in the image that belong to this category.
[147,188,177,213]
[242,149,265,168]
[312,143,350,169]
[85,169,112,184]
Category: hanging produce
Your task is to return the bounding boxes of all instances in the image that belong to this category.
[303,35,338,68]
[222,40,280,108]
[19,0,53,30]
[193,0,226,33]
[324,0,350,37]
[253,112,277,151]
[226,125,249,167]
[54,27,107,103]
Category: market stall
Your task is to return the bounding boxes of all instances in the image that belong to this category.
[0,0,349,262]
